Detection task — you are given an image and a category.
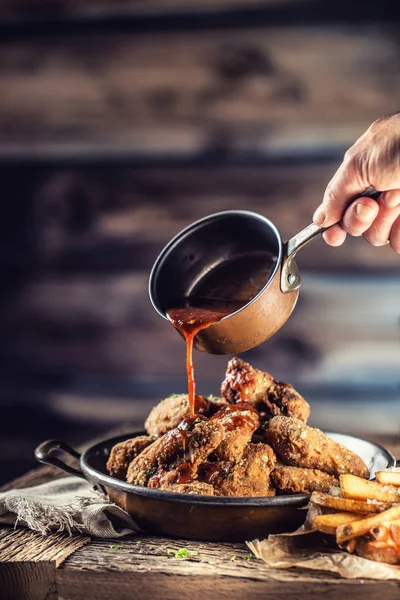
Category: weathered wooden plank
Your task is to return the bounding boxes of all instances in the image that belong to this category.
[58,535,400,600]
[1,0,399,30]
[0,0,293,23]
[2,164,397,272]
[0,561,56,600]
[0,529,89,566]
[3,273,399,389]
[1,25,400,159]
[57,570,400,600]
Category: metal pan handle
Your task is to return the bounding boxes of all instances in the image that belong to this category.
[35,439,85,479]
[281,186,381,293]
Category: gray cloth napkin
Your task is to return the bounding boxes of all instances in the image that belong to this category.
[0,476,140,537]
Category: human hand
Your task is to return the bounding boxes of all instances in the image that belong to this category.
[313,114,400,252]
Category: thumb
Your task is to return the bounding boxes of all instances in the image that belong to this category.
[313,161,369,227]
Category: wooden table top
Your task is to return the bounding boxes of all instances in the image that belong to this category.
[1,430,400,600]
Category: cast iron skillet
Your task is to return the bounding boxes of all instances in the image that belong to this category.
[35,431,395,542]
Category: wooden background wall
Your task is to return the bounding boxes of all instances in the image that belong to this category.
[0,0,399,481]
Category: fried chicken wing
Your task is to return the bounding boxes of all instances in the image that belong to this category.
[211,402,260,461]
[144,394,193,437]
[266,416,369,479]
[126,429,183,486]
[144,393,227,437]
[127,419,225,487]
[108,357,369,499]
[160,481,216,495]
[221,358,310,423]
[272,466,338,494]
[213,443,276,497]
[106,435,155,480]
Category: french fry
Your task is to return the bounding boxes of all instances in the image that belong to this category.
[336,504,400,543]
[340,474,400,503]
[310,491,390,514]
[376,469,400,487]
[355,540,399,565]
[345,538,356,553]
[390,521,400,545]
[312,511,366,535]
[370,524,391,542]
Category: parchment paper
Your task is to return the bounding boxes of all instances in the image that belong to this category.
[247,503,400,580]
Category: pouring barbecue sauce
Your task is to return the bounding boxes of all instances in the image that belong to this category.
[166,301,240,417]
[166,252,274,419]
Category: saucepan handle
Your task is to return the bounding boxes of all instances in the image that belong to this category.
[35,439,85,479]
[281,186,381,293]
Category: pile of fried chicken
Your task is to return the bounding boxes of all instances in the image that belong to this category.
[106,358,369,497]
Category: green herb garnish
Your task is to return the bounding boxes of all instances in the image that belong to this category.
[136,540,141,545]
[167,547,197,559]
[229,555,237,561]
[243,553,253,561]
[110,545,121,550]
[189,416,208,429]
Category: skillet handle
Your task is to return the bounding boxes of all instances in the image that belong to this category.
[35,439,85,479]
[281,186,381,293]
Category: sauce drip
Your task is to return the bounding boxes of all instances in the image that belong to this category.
[166,251,276,418]
[197,461,221,485]
[177,412,208,450]
[175,461,195,484]
[175,461,221,485]
[167,302,240,416]
[210,402,258,431]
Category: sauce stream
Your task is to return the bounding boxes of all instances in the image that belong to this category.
[166,251,275,417]
[167,303,236,416]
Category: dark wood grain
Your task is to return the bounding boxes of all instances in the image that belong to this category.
[0,0,292,23]
[58,535,400,600]
[0,163,396,385]
[1,164,397,272]
[4,272,398,381]
[57,570,400,600]
[1,25,400,160]
[0,562,56,600]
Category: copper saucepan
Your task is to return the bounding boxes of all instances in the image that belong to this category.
[149,187,379,355]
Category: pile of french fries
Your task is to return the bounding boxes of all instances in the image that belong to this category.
[310,470,400,564]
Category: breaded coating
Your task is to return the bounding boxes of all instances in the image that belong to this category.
[272,466,338,494]
[145,403,261,492]
[159,481,216,496]
[127,419,225,487]
[212,402,260,462]
[221,358,310,423]
[144,394,192,437]
[106,435,155,480]
[213,443,276,497]
[265,416,369,479]
[126,429,183,487]
[144,394,227,437]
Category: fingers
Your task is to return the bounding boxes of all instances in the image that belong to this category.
[313,158,368,228]
[320,187,400,252]
[389,215,400,253]
[380,189,400,209]
[363,200,400,247]
[322,223,347,247]
[341,197,380,236]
